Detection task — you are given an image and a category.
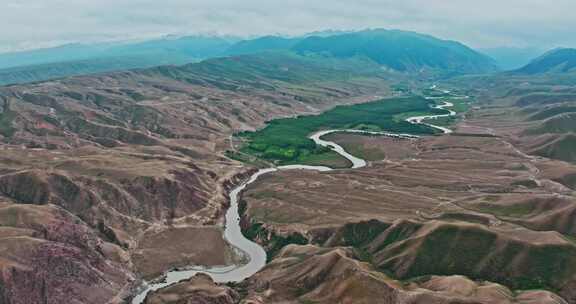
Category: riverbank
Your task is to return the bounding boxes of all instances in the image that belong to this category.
[131,92,460,303]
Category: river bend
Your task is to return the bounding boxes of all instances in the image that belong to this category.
[131,97,458,303]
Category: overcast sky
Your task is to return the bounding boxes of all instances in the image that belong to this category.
[2,0,576,53]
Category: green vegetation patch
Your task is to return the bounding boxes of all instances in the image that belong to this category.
[0,110,17,138]
[337,141,387,161]
[237,96,444,166]
[422,115,456,127]
[422,98,471,126]
[528,105,576,121]
[393,110,439,122]
[449,99,472,114]
[340,220,392,248]
[473,202,536,218]
[243,222,308,261]
[283,149,352,168]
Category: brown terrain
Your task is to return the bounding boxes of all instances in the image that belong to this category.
[2,47,576,304]
[147,244,567,304]
[0,53,394,303]
[240,244,567,304]
[144,273,240,304]
[235,90,576,303]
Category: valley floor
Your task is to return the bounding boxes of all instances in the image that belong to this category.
[1,50,576,304]
[140,84,576,304]
[232,113,576,303]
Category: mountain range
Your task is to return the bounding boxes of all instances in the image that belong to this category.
[0,36,237,85]
[0,29,498,85]
[514,48,576,74]
[1,27,576,304]
[480,47,546,70]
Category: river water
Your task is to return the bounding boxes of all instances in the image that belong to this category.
[131,95,460,303]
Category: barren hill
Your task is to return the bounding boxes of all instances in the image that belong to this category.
[0,52,394,303]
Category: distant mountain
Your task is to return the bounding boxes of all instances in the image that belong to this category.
[224,36,302,55]
[480,47,545,70]
[0,36,235,70]
[515,48,576,74]
[107,35,237,59]
[227,30,497,76]
[291,29,498,75]
[0,43,108,69]
[0,35,236,85]
[0,55,198,86]
[302,29,355,37]
[0,29,497,86]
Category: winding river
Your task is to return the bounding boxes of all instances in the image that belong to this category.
[131,98,458,303]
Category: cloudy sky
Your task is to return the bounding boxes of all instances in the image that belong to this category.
[2,0,576,52]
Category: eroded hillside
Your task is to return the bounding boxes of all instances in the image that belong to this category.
[0,53,394,303]
[235,130,576,303]
[3,43,576,304]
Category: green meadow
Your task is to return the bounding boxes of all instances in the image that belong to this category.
[234,96,446,166]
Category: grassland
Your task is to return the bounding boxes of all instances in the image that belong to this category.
[0,110,16,138]
[236,96,445,166]
[423,97,472,127]
[422,115,456,127]
[322,133,397,161]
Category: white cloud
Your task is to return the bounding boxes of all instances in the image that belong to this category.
[1,0,576,52]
